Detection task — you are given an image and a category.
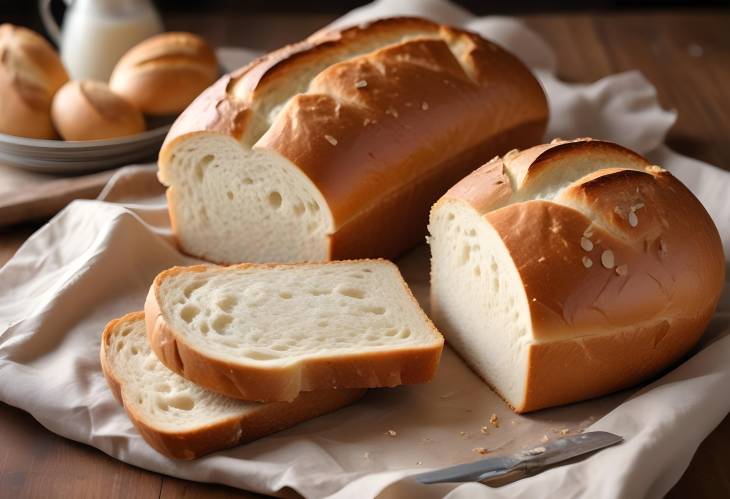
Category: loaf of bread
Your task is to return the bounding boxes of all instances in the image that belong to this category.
[428,138,725,413]
[101,312,365,459]
[0,24,68,139]
[51,80,145,141]
[144,260,444,402]
[109,32,218,115]
[158,17,548,264]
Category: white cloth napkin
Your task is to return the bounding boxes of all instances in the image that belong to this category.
[1,1,729,498]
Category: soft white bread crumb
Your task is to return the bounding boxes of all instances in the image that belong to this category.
[100,312,364,459]
[145,260,444,402]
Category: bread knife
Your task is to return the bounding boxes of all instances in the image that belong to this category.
[414,431,623,485]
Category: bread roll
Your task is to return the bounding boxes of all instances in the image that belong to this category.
[109,32,218,115]
[158,17,548,264]
[51,80,145,141]
[428,138,725,413]
[0,24,68,139]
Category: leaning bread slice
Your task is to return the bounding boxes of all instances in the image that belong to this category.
[145,260,444,402]
[101,312,365,459]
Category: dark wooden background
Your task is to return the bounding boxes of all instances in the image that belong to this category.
[1,3,729,498]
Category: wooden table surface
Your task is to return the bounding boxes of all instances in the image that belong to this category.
[1,9,729,498]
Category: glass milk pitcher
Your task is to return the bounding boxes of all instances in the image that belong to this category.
[40,0,163,81]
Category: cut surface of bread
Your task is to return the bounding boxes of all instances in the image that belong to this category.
[145,260,444,402]
[100,312,365,459]
[159,17,547,264]
[429,138,725,413]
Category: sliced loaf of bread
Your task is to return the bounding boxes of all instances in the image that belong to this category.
[144,260,444,402]
[100,312,365,459]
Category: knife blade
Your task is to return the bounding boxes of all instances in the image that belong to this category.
[414,431,623,485]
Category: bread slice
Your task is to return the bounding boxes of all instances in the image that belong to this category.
[428,138,725,413]
[144,260,444,402]
[100,312,365,459]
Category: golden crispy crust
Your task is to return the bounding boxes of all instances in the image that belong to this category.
[110,32,218,115]
[100,312,365,459]
[0,24,68,138]
[433,139,725,412]
[145,260,444,402]
[158,16,548,262]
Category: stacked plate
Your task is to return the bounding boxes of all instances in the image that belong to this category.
[0,122,172,175]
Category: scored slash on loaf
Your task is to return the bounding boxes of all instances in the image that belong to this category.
[157,16,548,264]
[428,138,725,413]
[144,260,445,402]
[100,312,365,460]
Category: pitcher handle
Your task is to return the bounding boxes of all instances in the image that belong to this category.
[38,0,69,46]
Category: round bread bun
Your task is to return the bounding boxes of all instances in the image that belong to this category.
[0,23,69,139]
[109,32,218,116]
[51,80,145,141]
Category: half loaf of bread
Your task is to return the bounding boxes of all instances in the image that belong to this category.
[100,312,365,459]
[144,260,444,402]
[428,138,725,413]
[158,17,548,264]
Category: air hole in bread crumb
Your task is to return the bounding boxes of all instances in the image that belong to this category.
[309,289,330,296]
[120,328,131,337]
[217,295,237,312]
[180,304,200,323]
[474,266,481,276]
[167,395,195,411]
[318,320,329,327]
[293,203,305,216]
[447,213,455,221]
[156,398,168,411]
[194,154,214,180]
[399,328,412,339]
[338,287,365,299]
[460,244,471,265]
[268,191,282,209]
[362,268,372,273]
[385,328,398,337]
[243,177,254,185]
[279,292,293,299]
[490,258,498,272]
[308,201,320,212]
[226,191,234,200]
[245,351,278,361]
[272,344,289,351]
[211,314,233,333]
[155,383,171,393]
[184,281,205,298]
[130,346,139,355]
[360,305,386,315]
[200,323,209,335]
[116,342,123,352]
